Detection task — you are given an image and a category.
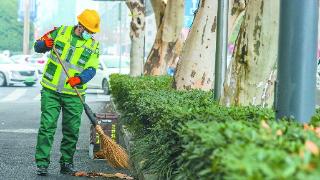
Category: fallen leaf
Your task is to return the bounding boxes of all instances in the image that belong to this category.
[261,120,270,130]
[73,171,133,179]
[74,171,88,177]
[315,127,320,138]
[276,129,283,136]
[305,140,319,156]
[306,163,316,171]
[115,173,134,179]
[303,124,314,131]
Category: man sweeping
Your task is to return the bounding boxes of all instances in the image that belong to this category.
[34,9,101,176]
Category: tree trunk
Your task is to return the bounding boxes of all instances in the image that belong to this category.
[150,0,166,28]
[228,0,246,37]
[167,35,184,71]
[226,0,246,74]
[221,0,279,107]
[126,0,145,77]
[173,0,218,91]
[144,0,184,75]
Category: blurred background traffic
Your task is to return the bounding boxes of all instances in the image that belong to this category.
[0,0,136,93]
[0,0,200,93]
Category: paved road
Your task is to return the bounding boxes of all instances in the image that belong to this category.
[0,84,129,180]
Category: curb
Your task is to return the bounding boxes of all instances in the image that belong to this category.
[111,98,158,180]
[118,126,158,180]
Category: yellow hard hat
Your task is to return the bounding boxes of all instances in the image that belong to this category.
[77,9,100,33]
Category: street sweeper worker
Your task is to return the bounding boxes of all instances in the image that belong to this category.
[33,9,101,176]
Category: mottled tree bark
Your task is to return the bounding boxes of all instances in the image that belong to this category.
[221,0,279,107]
[173,0,218,91]
[126,0,145,77]
[228,0,246,37]
[144,0,184,75]
[150,0,166,28]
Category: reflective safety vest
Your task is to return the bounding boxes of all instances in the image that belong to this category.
[41,26,99,95]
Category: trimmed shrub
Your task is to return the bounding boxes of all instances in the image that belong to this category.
[110,74,320,180]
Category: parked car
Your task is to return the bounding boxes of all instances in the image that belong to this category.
[100,55,130,76]
[28,53,48,74]
[86,55,130,94]
[10,55,31,64]
[86,60,109,94]
[0,55,38,87]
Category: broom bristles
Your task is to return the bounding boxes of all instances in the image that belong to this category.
[95,125,129,168]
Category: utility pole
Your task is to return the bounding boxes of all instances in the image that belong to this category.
[23,0,30,55]
[119,2,122,74]
[142,0,146,73]
[276,0,319,123]
[214,0,229,101]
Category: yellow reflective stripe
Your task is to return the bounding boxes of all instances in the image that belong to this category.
[41,78,59,92]
[40,81,56,92]
[49,54,84,72]
[41,79,86,95]
[61,87,86,94]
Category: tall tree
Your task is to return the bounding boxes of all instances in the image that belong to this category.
[126,0,145,77]
[144,0,184,75]
[228,0,246,38]
[221,0,279,107]
[0,0,34,52]
[173,0,218,91]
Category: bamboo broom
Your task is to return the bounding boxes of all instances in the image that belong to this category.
[53,47,129,168]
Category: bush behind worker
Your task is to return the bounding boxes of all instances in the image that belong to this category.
[33,9,100,176]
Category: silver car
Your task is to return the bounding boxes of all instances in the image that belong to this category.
[0,55,38,87]
[86,55,130,94]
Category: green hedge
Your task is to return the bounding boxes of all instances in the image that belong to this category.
[110,74,320,180]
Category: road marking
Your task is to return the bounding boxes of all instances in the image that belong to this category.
[0,88,109,102]
[0,89,28,102]
[0,129,38,134]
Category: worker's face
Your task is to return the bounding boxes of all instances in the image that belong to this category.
[76,23,94,39]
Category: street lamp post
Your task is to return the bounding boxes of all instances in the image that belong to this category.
[23,0,30,55]
[276,0,319,123]
[119,2,122,74]
[214,0,229,101]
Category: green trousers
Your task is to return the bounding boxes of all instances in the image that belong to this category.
[35,88,84,167]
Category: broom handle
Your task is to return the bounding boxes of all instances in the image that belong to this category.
[52,47,85,104]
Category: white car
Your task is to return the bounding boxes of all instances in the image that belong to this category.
[86,55,130,94]
[10,55,31,64]
[86,60,109,94]
[0,55,38,87]
[100,55,130,76]
[28,53,48,74]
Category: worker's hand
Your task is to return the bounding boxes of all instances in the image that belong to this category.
[44,38,54,48]
[66,76,81,87]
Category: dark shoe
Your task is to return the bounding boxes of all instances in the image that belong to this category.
[60,163,76,175]
[36,166,48,176]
